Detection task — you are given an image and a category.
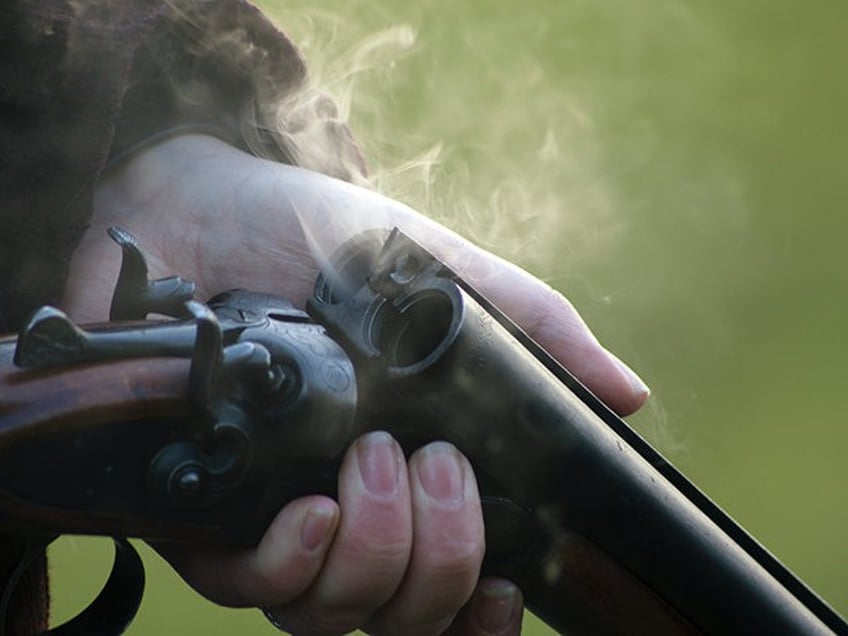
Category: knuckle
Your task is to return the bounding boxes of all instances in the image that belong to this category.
[239,562,290,607]
[241,555,314,607]
[432,535,486,575]
[341,527,412,570]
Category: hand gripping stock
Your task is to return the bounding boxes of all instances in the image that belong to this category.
[0,227,844,634]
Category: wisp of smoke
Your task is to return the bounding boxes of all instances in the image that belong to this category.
[226,0,752,456]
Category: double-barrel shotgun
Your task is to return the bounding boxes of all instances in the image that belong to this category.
[0,227,844,634]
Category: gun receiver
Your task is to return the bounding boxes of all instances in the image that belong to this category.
[0,228,844,634]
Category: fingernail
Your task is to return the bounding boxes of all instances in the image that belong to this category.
[416,442,465,505]
[607,349,651,398]
[300,502,338,551]
[474,579,521,633]
[357,431,401,497]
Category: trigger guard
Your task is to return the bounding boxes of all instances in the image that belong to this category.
[46,538,145,636]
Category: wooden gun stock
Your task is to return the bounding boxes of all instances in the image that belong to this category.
[0,346,698,635]
[0,343,190,540]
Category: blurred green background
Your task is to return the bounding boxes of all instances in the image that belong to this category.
[50,0,847,633]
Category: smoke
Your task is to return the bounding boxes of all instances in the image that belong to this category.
[244,1,753,454]
[255,1,626,284]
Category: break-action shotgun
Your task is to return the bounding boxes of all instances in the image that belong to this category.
[0,227,844,634]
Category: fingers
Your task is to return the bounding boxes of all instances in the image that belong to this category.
[153,434,509,636]
[445,579,524,636]
[260,434,486,636]
[152,495,339,607]
[463,251,650,416]
[364,442,485,635]
[272,431,413,634]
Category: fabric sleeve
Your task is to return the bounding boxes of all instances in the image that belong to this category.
[0,0,366,332]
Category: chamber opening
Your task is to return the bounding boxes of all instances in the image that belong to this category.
[373,292,454,368]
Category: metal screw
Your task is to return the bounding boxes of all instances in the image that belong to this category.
[172,466,203,500]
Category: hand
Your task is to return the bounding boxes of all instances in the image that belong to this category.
[62,134,649,634]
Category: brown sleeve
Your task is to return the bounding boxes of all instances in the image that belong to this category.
[0,0,366,333]
[0,1,365,632]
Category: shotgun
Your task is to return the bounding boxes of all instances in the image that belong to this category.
[0,227,844,634]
